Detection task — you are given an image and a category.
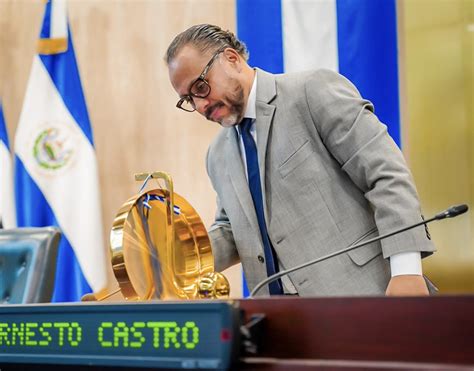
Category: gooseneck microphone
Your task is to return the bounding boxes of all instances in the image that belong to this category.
[434,204,468,220]
[250,204,469,297]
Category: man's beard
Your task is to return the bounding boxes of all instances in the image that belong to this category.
[205,83,245,127]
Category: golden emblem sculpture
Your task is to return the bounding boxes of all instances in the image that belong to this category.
[107,171,230,301]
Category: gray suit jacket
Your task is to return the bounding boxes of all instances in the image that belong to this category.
[206,68,435,296]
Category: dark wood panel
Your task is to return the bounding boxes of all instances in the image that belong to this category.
[238,296,474,366]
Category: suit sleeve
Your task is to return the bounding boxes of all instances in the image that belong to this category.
[304,69,435,258]
[206,147,240,271]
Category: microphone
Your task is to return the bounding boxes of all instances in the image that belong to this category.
[434,204,468,220]
[250,204,469,297]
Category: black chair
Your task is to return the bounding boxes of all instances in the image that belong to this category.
[0,227,60,304]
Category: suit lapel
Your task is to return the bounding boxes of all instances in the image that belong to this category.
[225,128,261,237]
[255,69,277,224]
[225,69,277,237]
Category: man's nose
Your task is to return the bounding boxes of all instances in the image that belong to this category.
[194,96,210,115]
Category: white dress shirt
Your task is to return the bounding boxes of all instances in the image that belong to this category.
[235,73,422,293]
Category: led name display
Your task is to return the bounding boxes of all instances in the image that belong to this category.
[0,321,199,349]
[0,302,239,370]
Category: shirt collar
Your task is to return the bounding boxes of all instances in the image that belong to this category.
[243,72,257,119]
[235,72,257,137]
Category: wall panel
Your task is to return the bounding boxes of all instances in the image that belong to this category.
[0,0,243,298]
[399,0,474,292]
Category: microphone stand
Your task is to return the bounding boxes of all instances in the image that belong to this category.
[250,204,468,297]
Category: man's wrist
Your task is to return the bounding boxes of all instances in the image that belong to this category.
[385,275,429,296]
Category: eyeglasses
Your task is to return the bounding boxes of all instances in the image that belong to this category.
[176,47,226,112]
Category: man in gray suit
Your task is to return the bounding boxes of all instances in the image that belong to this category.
[166,24,435,296]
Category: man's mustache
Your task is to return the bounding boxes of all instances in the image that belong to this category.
[205,102,225,121]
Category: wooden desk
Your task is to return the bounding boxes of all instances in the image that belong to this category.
[238,296,474,370]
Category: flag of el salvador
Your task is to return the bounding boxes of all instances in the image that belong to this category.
[0,102,16,229]
[14,0,109,302]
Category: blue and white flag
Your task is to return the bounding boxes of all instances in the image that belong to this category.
[237,0,401,296]
[237,0,401,144]
[14,0,108,302]
[0,102,16,229]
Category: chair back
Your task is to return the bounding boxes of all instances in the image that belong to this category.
[0,227,60,304]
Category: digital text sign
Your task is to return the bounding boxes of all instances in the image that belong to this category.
[0,301,238,369]
[0,320,199,349]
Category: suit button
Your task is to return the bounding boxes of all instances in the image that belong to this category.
[258,255,265,263]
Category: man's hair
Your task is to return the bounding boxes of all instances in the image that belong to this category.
[165,24,249,64]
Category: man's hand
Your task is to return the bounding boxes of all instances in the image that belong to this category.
[385,275,429,296]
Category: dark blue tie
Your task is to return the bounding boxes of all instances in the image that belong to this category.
[240,118,283,295]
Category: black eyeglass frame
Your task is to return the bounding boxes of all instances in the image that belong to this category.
[176,47,227,112]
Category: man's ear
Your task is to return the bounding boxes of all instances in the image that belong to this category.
[223,48,241,69]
